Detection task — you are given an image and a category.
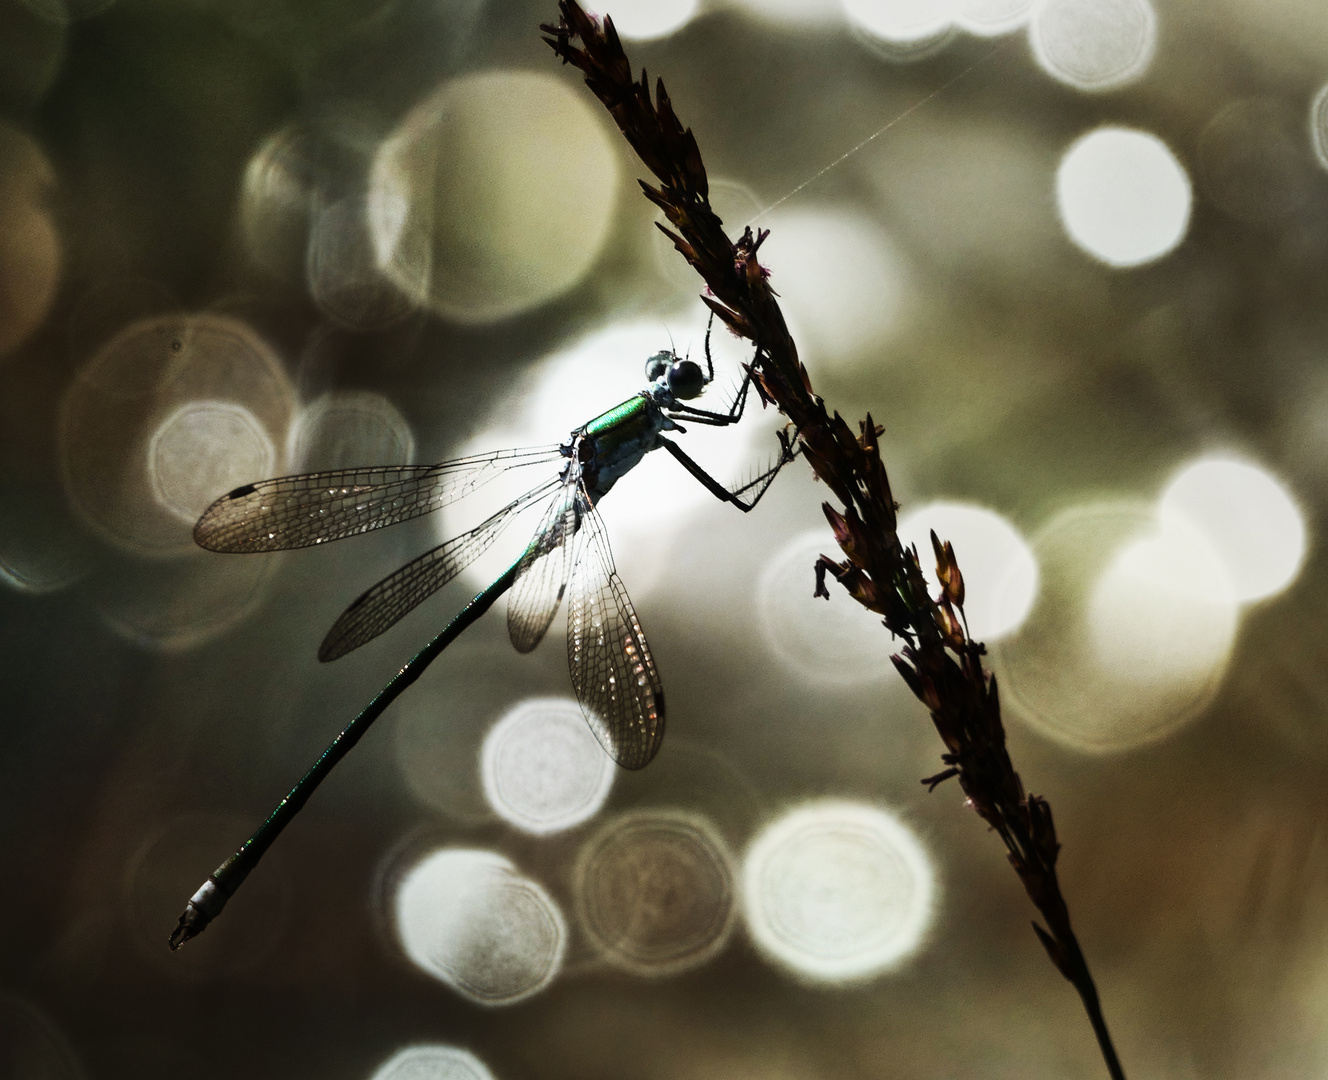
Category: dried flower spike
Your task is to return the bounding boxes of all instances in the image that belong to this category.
[541,6,1125,1078]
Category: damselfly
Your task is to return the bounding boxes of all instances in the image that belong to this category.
[169,329,795,949]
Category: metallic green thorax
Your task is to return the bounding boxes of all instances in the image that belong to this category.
[579,394,670,501]
[583,393,651,437]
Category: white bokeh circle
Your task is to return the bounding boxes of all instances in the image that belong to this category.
[758,530,893,686]
[370,1045,495,1080]
[998,499,1240,753]
[148,401,275,524]
[742,800,935,982]
[1311,83,1328,173]
[1158,454,1306,604]
[394,848,567,1005]
[607,0,698,39]
[1056,127,1191,267]
[842,0,954,44]
[896,501,1038,641]
[1030,0,1156,91]
[481,698,614,835]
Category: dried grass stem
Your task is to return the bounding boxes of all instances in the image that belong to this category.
[540,6,1125,1077]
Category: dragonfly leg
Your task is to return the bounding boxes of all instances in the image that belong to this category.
[668,316,759,426]
[658,427,799,512]
[703,310,716,384]
[669,376,753,426]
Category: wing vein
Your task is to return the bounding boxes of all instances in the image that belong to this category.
[319,476,561,661]
[194,445,562,553]
[565,488,665,769]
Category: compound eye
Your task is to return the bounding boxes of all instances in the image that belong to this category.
[644,352,671,382]
[668,359,706,400]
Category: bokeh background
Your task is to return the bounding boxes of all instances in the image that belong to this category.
[3,0,1328,1076]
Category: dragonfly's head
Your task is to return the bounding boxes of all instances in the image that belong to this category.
[645,350,707,401]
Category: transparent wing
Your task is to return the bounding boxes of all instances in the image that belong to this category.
[319,478,560,662]
[194,444,563,553]
[507,475,581,654]
[565,490,665,770]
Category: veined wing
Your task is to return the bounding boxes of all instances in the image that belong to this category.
[319,477,560,662]
[194,444,563,553]
[507,475,580,654]
[565,490,665,770]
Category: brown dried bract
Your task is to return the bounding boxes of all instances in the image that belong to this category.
[541,6,1125,1078]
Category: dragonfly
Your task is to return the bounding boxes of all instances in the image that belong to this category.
[169,328,796,949]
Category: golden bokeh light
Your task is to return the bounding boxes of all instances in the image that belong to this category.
[369,70,620,324]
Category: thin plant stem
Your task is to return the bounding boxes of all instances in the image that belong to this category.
[540,6,1127,1079]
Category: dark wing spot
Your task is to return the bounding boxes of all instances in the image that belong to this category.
[227,483,258,499]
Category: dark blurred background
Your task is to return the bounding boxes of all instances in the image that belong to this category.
[4,0,1328,1077]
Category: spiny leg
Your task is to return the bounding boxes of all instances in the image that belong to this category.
[669,314,758,426]
[658,426,799,513]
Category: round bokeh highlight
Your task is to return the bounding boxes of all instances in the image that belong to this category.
[841,0,954,48]
[758,206,914,371]
[997,499,1240,752]
[394,848,567,1005]
[1055,127,1191,268]
[955,0,1032,36]
[742,800,935,983]
[481,697,615,835]
[59,313,295,556]
[895,501,1038,642]
[307,195,415,332]
[369,69,619,325]
[1311,83,1328,173]
[286,390,415,472]
[607,0,698,39]
[370,1045,496,1080]
[1030,0,1156,92]
[147,401,276,524]
[758,529,893,686]
[575,810,736,976]
[0,123,61,361]
[1158,454,1306,604]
